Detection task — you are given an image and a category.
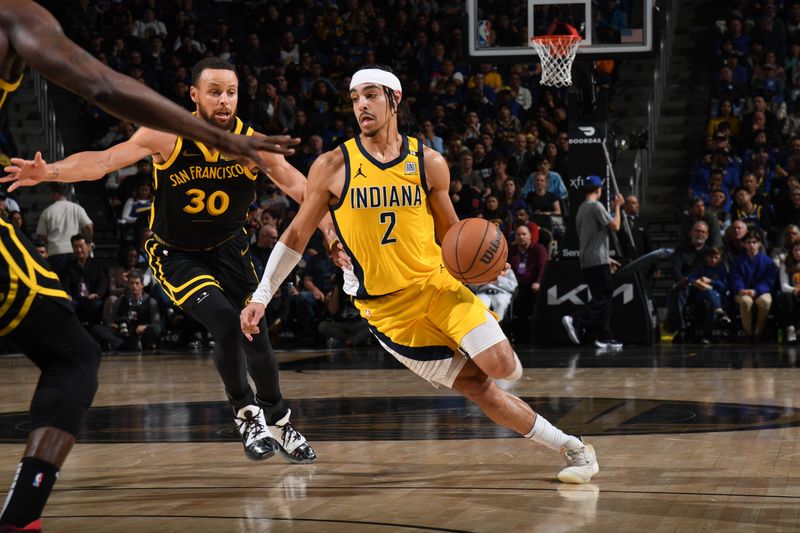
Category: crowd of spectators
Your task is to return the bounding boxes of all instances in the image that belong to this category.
[0,0,629,351]
[669,0,800,344]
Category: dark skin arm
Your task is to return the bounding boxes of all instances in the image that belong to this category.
[0,0,297,171]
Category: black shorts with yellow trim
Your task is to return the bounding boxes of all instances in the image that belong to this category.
[145,231,259,309]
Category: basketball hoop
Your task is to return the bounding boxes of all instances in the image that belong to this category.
[530,24,581,87]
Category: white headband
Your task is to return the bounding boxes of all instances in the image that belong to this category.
[349,69,402,92]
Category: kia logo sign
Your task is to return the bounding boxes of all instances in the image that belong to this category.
[578,126,596,136]
[547,283,634,305]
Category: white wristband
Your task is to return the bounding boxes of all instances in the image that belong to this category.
[251,241,302,306]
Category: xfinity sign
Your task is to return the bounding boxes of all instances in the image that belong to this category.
[547,283,635,306]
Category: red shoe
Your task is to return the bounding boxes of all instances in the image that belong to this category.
[0,519,42,532]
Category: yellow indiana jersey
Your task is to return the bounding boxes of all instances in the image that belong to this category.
[0,216,70,335]
[331,135,442,298]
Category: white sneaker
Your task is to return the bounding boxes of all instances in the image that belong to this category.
[787,325,797,343]
[557,442,599,484]
[269,409,317,464]
[235,405,277,461]
[562,316,581,344]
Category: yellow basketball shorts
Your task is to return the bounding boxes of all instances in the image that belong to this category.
[354,269,499,386]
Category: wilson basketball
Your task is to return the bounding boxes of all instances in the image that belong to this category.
[441,218,508,284]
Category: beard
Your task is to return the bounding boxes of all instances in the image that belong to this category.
[197,103,236,130]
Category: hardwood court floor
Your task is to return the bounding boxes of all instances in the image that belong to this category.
[1,344,799,532]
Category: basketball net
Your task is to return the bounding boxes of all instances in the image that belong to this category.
[530,24,581,87]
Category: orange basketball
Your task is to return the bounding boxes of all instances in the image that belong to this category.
[441,218,508,284]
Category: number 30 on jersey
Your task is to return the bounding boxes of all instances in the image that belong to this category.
[183,188,230,216]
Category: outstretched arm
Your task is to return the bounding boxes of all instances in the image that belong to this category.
[241,151,340,339]
[1,0,297,166]
[1,128,166,191]
[260,150,339,250]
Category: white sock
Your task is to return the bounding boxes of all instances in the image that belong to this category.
[523,414,582,451]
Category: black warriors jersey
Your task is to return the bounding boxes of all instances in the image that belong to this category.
[150,117,259,250]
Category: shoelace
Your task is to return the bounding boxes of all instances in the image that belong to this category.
[236,413,266,443]
[279,422,303,446]
[565,447,588,466]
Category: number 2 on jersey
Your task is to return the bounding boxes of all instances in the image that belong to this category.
[379,211,397,245]
[183,188,230,216]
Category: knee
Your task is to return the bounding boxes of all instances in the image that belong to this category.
[456,373,493,400]
[473,347,517,380]
[756,294,772,310]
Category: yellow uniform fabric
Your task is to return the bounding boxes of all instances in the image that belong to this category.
[333,135,491,360]
[331,135,441,298]
[354,267,491,359]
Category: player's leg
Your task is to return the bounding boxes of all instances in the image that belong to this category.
[182,287,277,461]
[1,298,101,528]
[243,329,316,464]
[431,278,599,483]
[146,238,274,458]
[451,355,599,484]
[215,234,315,463]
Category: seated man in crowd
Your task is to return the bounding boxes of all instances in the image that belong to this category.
[666,221,709,341]
[91,269,162,351]
[679,197,722,248]
[731,230,777,341]
[61,234,107,327]
[687,246,731,342]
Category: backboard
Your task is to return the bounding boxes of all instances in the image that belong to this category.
[466,0,655,61]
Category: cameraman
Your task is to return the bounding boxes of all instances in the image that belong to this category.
[91,269,161,351]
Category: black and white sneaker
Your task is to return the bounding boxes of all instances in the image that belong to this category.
[269,409,317,464]
[594,338,623,350]
[235,405,277,461]
[562,316,581,345]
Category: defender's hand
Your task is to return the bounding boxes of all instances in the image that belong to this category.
[240,302,266,341]
[218,134,300,174]
[1,151,50,192]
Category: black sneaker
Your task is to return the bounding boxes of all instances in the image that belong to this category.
[235,405,278,461]
[269,409,317,464]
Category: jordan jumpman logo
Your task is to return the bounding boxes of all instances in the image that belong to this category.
[354,163,367,179]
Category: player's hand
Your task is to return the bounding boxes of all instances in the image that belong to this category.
[496,263,511,280]
[1,151,50,192]
[218,134,301,174]
[610,258,621,273]
[240,302,266,341]
[330,240,353,269]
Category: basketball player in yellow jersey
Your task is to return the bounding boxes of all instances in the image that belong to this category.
[242,65,599,484]
[0,1,298,528]
[4,58,325,468]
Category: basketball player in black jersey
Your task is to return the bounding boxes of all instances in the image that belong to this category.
[4,58,322,471]
[0,2,300,530]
